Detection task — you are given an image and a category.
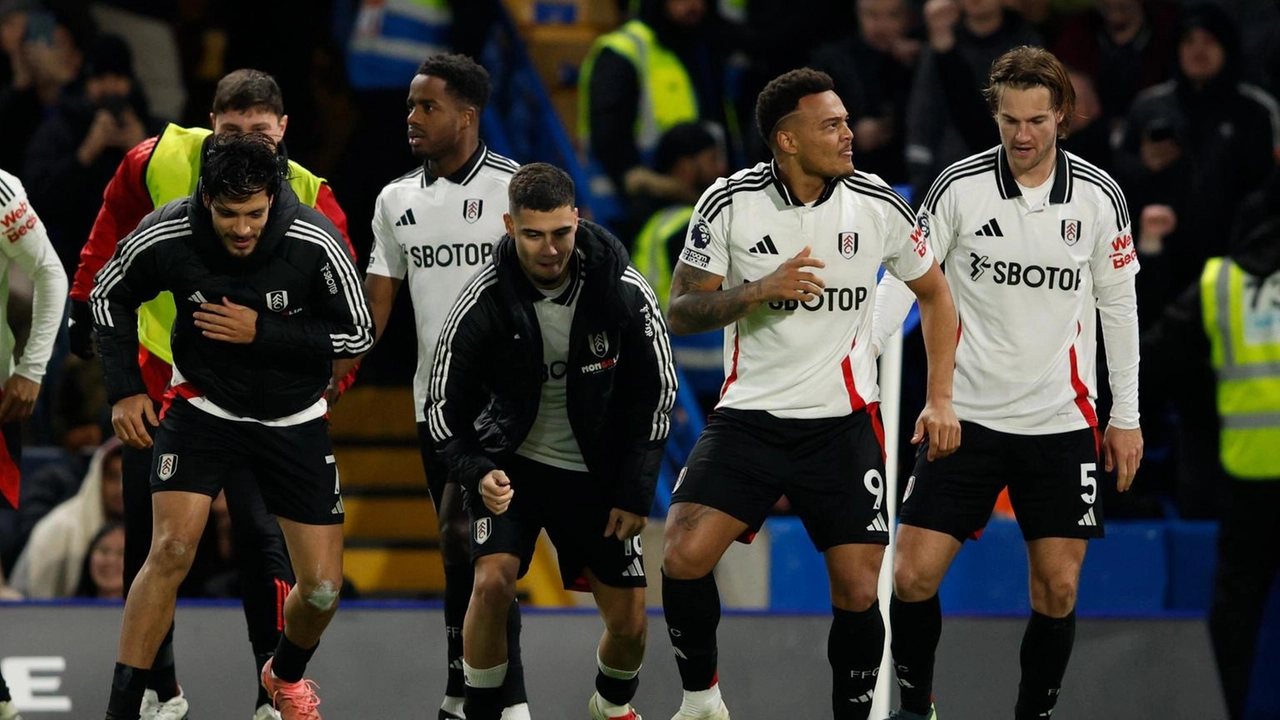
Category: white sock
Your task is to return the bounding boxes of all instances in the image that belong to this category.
[501,702,531,720]
[441,695,465,717]
[462,660,508,689]
[680,683,724,715]
[597,652,641,680]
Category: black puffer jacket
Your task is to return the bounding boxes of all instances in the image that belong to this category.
[427,220,676,515]
[91,183,372,420]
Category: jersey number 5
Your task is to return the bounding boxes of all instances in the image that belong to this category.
[1079,463,1097,505]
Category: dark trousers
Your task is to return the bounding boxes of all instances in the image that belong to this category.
[1209,479,1280,719]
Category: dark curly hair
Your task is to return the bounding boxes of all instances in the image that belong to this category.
[417,53,491,111]
[509,163,575,213]
[754,68,835,148]
[201,133,284,202]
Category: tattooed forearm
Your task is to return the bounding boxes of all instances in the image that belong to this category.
[667,264,761,335]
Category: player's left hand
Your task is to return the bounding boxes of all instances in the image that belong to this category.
[604,508,647,541]
[1103,425,1143,492]
[195,297,258,344]
[0,375,40,423]
[328,358,358,406]
[914,398,961,461]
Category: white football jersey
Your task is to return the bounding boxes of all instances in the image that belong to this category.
[367,144,518,421]
[679,161,933,419]
[0,168,67,385]
[915,146,1138,434]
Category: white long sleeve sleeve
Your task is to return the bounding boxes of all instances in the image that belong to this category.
[1096,277,1141,429]
[0,170,68,383]
[872,273,919,354]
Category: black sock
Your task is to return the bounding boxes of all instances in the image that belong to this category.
[463,686,504,720]
[254,652,274,708]
[148,626,179,702]
[503,599,528,706]
[829,603,886,720]
[106,662,150,719]
[443,564,473,698]
[1015,610,1076,720]
[0,669,11,702]
[661,570,721,691]
[890,594,942,715]
[595,660,640,706]
[271,633,318,684]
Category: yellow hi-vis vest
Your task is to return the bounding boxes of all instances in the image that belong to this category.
[632,204,693,308]
[578,19,699,157]
[138,124,326,364]
[1200,256,1280,479]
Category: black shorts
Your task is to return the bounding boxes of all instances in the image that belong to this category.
[671,407,890,551]
[899,421,1103,542]
[151,398,343,526]
[468,454,646,591]
[417,421,449,513]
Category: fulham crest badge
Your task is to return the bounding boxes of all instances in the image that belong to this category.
[157,453,178,481]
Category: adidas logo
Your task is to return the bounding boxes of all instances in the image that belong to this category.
[975,218,1004,237]
[848,690,875,703]
[1078,508,1097,527]
[621,557,645,578]
[331,497,345,515]
[187,290,208,304]
[866,515,889,533]
[395,208,417,227]
[748,235,779,254]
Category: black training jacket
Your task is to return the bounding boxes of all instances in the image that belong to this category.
[91,184,373,420]
[426,220,677,515]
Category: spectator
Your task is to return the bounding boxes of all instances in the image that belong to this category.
[0,0,95,176]
[631,121,726,283]
[2,363,100,570]
[1117,2,1280,316]
[0,558,19,599]
[1053,0,1179,138]
[1010,0,1066,45]
[630,122,726,409]
[7,355,108,570]
[1141,201,1280,720]
[810,0,921,186]
[24,33,162,277]
[8,437,123,598]
[1059,67,1115,172]
[579,0,734,206]
[730,0,854,163]
[904,0,1041,200]
[74,521,123,599]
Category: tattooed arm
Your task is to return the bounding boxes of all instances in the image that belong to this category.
[667,246,828,335]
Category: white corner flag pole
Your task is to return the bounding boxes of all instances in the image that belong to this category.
[872,325,906,719]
